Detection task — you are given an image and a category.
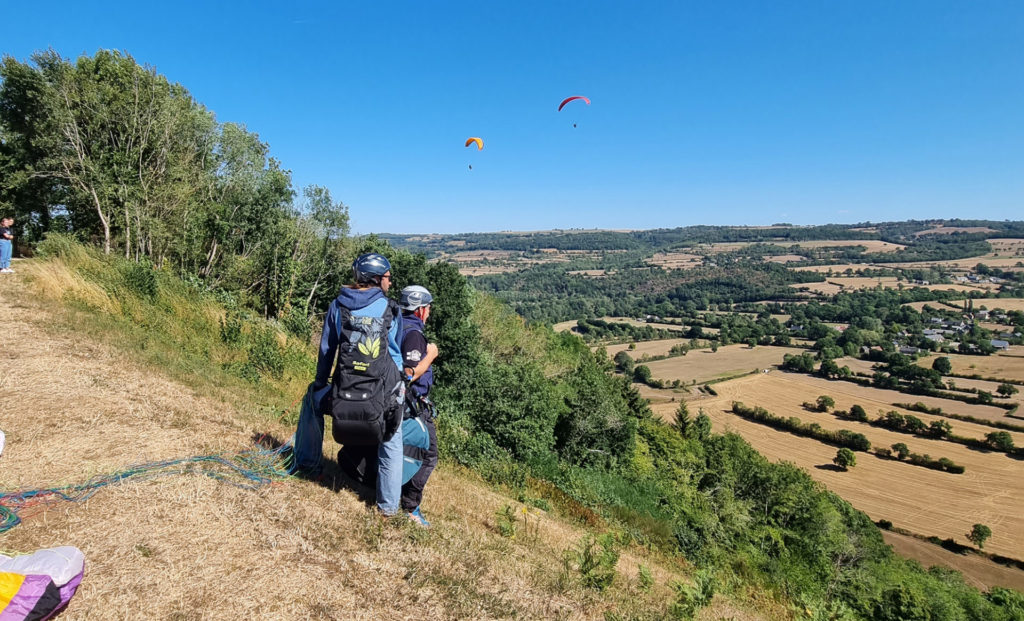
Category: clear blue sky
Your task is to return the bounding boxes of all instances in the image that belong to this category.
[5,1,1023,234]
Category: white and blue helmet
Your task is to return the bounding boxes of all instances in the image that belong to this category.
[400,285,433,311]
[352,253,391,284]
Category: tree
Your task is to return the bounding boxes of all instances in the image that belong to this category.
[613,350,634,374]
[816,395,835,412]
[892,443,910,460]
[932,356,952,374]
[672,401,690,434]
[632,365,652,385]
[848,404,868,421]
[985,431,1015,452]
[967,523,992,549]
[928,420,952,438]
[833,448,856,470]
[997,383,1019,398]
[686,411,712,441]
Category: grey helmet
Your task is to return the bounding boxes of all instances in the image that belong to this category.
[400,285,433,311]
[352,253,391,284]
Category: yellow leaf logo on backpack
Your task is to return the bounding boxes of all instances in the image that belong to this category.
[358,336,381,358]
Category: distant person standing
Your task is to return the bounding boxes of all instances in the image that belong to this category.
[398,285,439,527]
[0,216,14,274]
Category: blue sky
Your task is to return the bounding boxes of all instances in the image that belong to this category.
[4,1,1023,234]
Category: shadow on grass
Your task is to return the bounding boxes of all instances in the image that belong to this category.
[252,431,376,505]
[814,463,847,472]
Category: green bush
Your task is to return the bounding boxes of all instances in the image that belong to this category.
[244,325,285,379]
[120,259,158,299]
[565,533,620,591]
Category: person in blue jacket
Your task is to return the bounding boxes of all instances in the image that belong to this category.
[313,253,405,515]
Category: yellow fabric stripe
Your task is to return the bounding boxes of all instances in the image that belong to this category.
[0,571,28,608]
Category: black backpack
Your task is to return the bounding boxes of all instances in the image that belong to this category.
[329,299,405,446]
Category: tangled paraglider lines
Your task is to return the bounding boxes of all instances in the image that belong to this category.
[0,444,293,534]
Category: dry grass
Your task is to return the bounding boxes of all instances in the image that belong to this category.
[0,268,776,620]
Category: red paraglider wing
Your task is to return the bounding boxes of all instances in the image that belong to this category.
[557,96,591,111]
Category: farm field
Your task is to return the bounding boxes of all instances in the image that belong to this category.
[763,254,806,264]
[902,300,968,312]
[704,240,906,253]
[988,238,1024,256]
[915,352,1024,383]
[882,530,1024,591]
[792,263,883,273]
[644,344,793,384]
[884,256,1024,270]
[648,251,703,269]
[835,357,1020,405]
[650,373,1024,560]
[827,275,901,289]
[958,298,1024,312]
[789,281,843,295]
[603,338,694,360]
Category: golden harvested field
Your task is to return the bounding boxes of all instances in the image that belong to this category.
[916,352,1024,382]
[566,269,607,277]
[603,338,695,360]
[885,257,1024,270]
[902,300,967,313]
[961,298,1024,312]
[705,240,905,254]
[789,281,843,295]
[644,344,793,384]
[458,265,522,276]
[920,283,1000,293]
[914,226,997,236]
[763,254,806,264]
[446,250,515,262]
[828,276,901,289]
[794,240,906,252]
[882,531,1024,592]
[648,251,703,269]
[792,263,877,273]
[989,238,1024,256]
[652,373,1024,560]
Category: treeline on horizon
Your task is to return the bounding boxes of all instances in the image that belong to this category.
[385,219,1024,254]
[4,49,1024,619]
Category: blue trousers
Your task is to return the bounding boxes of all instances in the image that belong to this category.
[291,382,403,514]
[0,240,11,269]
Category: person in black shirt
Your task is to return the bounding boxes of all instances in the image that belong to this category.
[398,285,438,526]
[0,216,14,274]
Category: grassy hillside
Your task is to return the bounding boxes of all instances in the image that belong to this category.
[2,240,1023,620]
[0,243,775,619]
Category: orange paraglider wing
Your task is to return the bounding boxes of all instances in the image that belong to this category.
[557,96,591,111]
[465,137,483,150]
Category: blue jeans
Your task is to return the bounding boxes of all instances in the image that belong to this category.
[376,430,403,515]
[0,240,11,269]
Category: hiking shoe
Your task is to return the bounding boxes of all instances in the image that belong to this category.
[0,269,12,274]
[406,506,430,528]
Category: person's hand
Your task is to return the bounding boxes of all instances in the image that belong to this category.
[426,343,439,359]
